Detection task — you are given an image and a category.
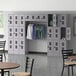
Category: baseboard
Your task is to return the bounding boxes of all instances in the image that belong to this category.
[28,51,47,55]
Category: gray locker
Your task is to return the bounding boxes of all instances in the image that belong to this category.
[8,14,25,54]
[8,39,14,54]
[60,40,67,50]
[19,39,25,54]
[47,27,54,39]
[19,27,25,39]
[47,14,70,56]
[8,15,14,26]
[25,14,47,22]
[20,15,25,26]
[8,27,14,38]
[58,14,68,27]
[66,27,71,40]
[53,40,60,56]
[13,27,19,39]
[14,15,20,26]
[47,40,54,56]
[53,27,60,40]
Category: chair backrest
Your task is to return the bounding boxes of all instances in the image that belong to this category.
[0,41,6,61]
[25,56,34,76]
[62,49,73,64]
[0,54,3,62]
[0,41,6,51]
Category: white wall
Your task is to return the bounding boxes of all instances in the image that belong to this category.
[0,0,76,11]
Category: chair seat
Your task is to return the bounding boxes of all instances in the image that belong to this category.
[13,72,30,76]
[65,61,76,65]
[0,48,3,50]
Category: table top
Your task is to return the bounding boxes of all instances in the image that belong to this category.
[69,56,76,59]
[0,62,20,70]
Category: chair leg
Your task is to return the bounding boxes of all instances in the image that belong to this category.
[4,53,6,62]
[61,66,64,76]
[71,66,73,76]
[8,71,10,76]
[68,66,70,76]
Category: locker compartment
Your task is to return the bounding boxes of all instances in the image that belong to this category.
[47,27,53,34]
[39,14,48,22]
[60,27,66,39]
[47,40,53,46]
[53,27,60,39]
[14,15,20,26]
[13,39,19,54]
[53,40,60,56]
[60,40,67,50]
[13,27,19,39]
[8,14,14,26]
[19,39,25,54]
[8,39,14,54]
[48,14,53,26]
[47,40,54,56]
[20,15,25,26]
[53,14,58,27]
[19,27,25,39]
[66,27,71,40]
[47,27,53,39]
[59,14,68,27]
[8,27,14,38]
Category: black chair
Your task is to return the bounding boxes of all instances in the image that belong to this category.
[0,54,10,76]
[13,56,34,76]
[61,49,76,76]
[0,41,6,61]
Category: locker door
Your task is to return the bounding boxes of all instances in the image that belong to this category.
[47,40,54,56]
[13,27,19,39]
[8,14,14,26]
[8,39,14,54]
[59,15,67,27]
[60,40,67,50]
[19,27,25,39]
[53,14,57,27]
[13,39,19,54]
[60,40,67,56]
[66,27,71,40]
[25,15,32,21]
[53,40,60,56]
[47,27,54,39]
[14,15,20,26]
[39,14,48,22]
[20,15,25,26]
[53,27,60,40]
[8,27,14,38]
[19,39,25,54]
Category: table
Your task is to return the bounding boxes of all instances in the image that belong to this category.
[0,62,20,76]
[68,56,76,61]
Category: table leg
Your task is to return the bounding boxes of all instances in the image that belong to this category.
[1,69,4,76]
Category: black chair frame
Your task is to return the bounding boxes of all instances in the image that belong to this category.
[0,54,10,76]
[25,56,34,76]
[0,41,6,61]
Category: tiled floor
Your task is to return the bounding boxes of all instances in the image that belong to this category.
[2,53,76,76]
